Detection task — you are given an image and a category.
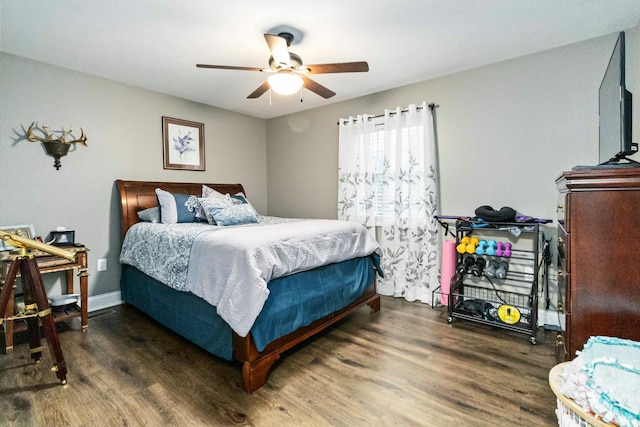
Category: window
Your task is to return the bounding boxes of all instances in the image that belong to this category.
[367,120,426,220]
[338,102,439,303]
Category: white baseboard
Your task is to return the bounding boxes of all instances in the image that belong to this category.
[87,291,122,313]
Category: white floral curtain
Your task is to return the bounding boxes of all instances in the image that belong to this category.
[338,102,439,302]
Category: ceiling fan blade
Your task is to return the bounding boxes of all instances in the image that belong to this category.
[264,34,291,67]
[196,64,264,71]
[247,81,271,99]
[304,61,369,74]
[302,76,336,99]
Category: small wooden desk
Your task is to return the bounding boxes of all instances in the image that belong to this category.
[0,246,89,352]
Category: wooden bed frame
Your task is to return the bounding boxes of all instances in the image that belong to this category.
[116,179,381,393]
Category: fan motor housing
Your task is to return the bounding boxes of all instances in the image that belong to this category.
[269,52,303,70]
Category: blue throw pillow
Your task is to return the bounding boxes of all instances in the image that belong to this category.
[196,185,226,221]
[137,207,160,223]
[155,188,203,224]
[231,193,259,216]
[199,196,258,226]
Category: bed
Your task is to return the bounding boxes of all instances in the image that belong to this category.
[116,179,381,393]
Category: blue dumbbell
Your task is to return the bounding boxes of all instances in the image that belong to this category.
[486,240,497,256]
[475,240,488,255]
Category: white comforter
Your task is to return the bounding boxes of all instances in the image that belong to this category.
[121,218,380,337]
[187,219,380,336]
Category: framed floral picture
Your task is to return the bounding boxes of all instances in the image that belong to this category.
[0,224,36,251]
[162,117,205,171]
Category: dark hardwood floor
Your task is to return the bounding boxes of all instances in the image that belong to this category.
[0,296,559,426]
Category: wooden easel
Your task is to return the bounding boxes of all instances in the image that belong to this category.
[0,232,70,384]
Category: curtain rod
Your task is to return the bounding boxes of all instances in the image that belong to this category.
[337,103,438,125]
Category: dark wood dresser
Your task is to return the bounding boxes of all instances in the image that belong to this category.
[556,168,640,360]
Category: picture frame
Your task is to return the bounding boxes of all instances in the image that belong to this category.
[50,230,75,246]
[162,116,205,171]
[0,224,36,251]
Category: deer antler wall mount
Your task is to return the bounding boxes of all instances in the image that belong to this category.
[27,121,88,170]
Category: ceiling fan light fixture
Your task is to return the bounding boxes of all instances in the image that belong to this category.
[268,73,303,95]
[197,31,368,100]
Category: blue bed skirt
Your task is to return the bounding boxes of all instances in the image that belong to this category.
[120,254,378,360]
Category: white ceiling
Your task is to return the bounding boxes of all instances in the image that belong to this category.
[2,1,640,119]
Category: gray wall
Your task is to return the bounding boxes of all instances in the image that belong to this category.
[1,27,638,307]
[0,54,267,299]
[266,30,639,221]
[265,28,639,319]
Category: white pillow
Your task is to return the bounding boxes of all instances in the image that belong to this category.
[202,185,225,199]
[196,185,227,220]
[200,186,259,218]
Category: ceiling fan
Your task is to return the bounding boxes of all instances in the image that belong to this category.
[196,32,369,99]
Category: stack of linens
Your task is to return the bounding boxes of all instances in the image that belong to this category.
[560,336,640,427]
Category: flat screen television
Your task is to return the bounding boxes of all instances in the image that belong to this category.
[598,31,638,166]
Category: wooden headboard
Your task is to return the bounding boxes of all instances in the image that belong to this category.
[116,180,246,238]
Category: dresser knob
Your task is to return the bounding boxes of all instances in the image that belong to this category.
[557,204,563,210]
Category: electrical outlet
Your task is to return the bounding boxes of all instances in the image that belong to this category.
[97,259,107,271]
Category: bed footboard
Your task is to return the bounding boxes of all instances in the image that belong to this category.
[233,283,380,393]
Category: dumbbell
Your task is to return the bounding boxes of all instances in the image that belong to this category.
[485,240,497,256]
[475,240,488,255]
[465,237,479,254]
[485,259,499,277]
[496,260,509,279]
[456,236,479,255]
[504,243,512,257]
[456,254,476,274]
[471,257,486,277]
[456,236,470,254]
[496,242,504,256]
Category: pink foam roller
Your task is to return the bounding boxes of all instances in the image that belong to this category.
[440,240,456,305]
